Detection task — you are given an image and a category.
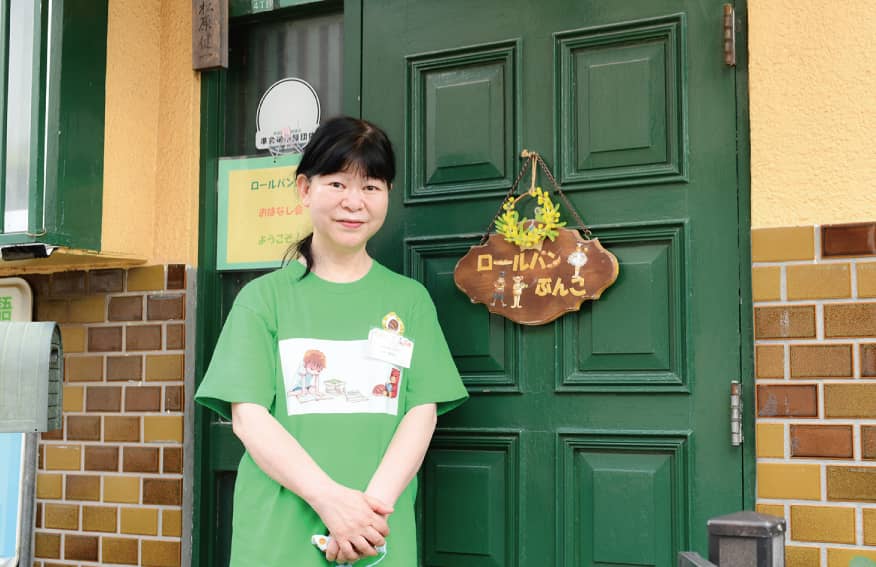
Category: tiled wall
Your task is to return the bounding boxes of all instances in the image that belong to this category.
[753,223,876,567]
[25,266,188,567]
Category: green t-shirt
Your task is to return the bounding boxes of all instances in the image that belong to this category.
[195,260,468,566]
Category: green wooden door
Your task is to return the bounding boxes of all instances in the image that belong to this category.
[195,1,749,566]
[360,1,744,565]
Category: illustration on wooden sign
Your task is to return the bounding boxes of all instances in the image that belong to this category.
[453,150,619,325]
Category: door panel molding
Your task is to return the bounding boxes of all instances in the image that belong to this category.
[422,429,521,567]
[556,223,689,392]
[405,40,522,204]
[734,0,757,509]
[555,14,688,190]
[405,235,522,392]
[557,430,690,567]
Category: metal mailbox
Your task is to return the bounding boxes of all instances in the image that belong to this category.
[0,322,63,433]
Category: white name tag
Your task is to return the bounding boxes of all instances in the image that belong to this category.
[367,328,414,368]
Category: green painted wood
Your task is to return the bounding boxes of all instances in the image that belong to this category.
[0,0,106,249]
[44,0,107,249]
[560,433,687,567]
[193,63,224,567]
[0,231,67,247]
[193,3,353,566]
[422,432,519,566]
[559,224,685,389]
[215,472,237,567]
[557,15,687,187]
[406,41,520,201]
[361,1,744,565]
[341,0,361,117]
[406,236,521,391]
[732,0,756,510]
[209,422,245,470]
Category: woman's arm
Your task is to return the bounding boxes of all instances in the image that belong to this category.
[324,403,438,563]
[231,402,392,562]
[365,403,438,507]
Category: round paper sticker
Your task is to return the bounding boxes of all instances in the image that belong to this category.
[255,78,321,153]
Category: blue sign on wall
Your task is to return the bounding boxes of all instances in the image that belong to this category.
[0,433,24,562]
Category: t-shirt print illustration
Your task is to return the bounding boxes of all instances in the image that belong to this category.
[279,338,402,416]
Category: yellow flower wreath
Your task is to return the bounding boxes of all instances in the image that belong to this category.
[494,187,566,249]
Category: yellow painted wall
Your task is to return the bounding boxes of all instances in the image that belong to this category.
[749,0,876,228]
[96,2,875,262]
[101,0,200,265]
[101,0,159,261]
[154,0,202,264]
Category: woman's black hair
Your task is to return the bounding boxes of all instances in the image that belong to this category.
[282,116,396,278]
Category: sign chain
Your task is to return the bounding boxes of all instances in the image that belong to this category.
[479,150,593,244]
[534,155,592,241]
[478,157,533,245]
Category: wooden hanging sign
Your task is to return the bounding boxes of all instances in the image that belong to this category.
[453,150,619,325]
[454,230,618,325]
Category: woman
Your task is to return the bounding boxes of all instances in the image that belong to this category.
[195,116,468,566]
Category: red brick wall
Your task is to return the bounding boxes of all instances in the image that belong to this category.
[25,265,187,567]
[753,223,876,567]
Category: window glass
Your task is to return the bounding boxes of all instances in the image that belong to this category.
[3,0,38,233]
[224,11,343,156]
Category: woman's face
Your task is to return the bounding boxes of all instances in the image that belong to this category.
[297,169,390,254]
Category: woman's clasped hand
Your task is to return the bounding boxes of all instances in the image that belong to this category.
[311,485,393,563]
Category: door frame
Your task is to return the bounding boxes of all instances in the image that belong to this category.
[734,0,756,510]
[191,3,360,565]
[190,1,755,564]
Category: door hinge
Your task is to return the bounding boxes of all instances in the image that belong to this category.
[723,4,737,66]
[730,381,743,446]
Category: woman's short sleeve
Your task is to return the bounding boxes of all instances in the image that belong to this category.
[404,295,469,416]
[195,294,277,421]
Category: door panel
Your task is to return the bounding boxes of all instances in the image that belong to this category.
[362,1,742,565]
[406,236,522,391]
[558,224,686,389]
[422,432,519,567]
[559,433,685,567]
[558,16,686,185]
[407,41,519,201]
